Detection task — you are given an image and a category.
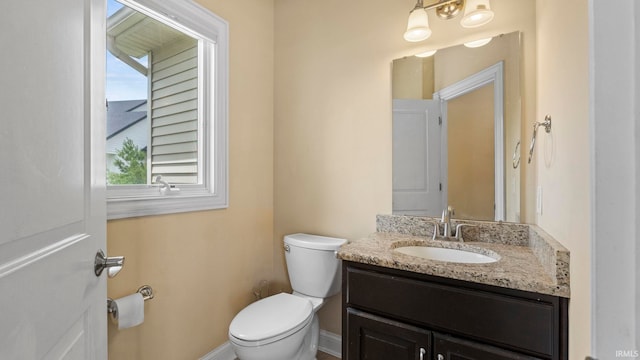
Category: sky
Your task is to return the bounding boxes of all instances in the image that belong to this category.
[106,0,148,101]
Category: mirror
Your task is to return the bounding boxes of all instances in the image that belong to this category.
[392,31,521,222]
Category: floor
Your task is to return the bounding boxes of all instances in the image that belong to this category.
[317,351,340,360]
[235,351,339,360]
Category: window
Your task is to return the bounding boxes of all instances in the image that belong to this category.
[106,0,228,219]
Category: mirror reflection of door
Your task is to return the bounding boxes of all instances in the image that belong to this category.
[392,99,442,216]
[392,55,442,216]
[447,84,495,220]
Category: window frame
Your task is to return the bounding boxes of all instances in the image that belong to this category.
[106,0,228,220]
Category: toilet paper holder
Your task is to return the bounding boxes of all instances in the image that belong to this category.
[107,285,154,320]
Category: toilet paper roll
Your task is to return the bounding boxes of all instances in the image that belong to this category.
[113,293,145,330]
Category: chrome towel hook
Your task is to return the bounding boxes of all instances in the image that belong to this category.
[528,115,552,164]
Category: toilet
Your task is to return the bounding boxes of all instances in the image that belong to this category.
[228,233,347,360]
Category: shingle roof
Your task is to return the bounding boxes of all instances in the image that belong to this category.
[106,99,147,139]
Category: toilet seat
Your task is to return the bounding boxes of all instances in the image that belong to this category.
[229,293,313,346]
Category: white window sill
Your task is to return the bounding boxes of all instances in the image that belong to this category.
[107,190,228,220]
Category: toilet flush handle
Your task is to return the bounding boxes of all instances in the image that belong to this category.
[284,244,290,253]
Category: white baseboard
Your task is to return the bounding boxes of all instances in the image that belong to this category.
[200,330,342,360]
[318,330,342,358]
[200,341,236,360]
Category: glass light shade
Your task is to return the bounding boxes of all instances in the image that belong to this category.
[460,0,494,28]
[403,8,431,42]
[464,37,493,48]
[415,49,437,58]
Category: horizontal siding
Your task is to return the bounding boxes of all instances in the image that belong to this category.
[152,89,197,109]
[150,174,198,184]
[153,78,198,99]
[152,99,197,118]
[152,130,197,146]
[152,142,197,155]
[150,39,199,184]
[152,120,197,137]
[152,152,197,164]
[152,68,197,92]
[152,110,197,127]
[153,57,198,81]
[151,163,198,174]
[153,47,197,72]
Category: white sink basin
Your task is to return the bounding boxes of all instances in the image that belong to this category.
[394,246,498,264]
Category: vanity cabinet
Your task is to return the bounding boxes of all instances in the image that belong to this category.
[347,308,431,360]
[342,261,568,360]
[433,333,541,360]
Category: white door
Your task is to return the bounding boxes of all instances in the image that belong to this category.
[392,99,442,216]
[0,0,108,358]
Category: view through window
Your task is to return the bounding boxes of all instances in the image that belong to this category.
[106,0,200,186]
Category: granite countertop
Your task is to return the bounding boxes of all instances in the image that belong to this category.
[337,215,571,298]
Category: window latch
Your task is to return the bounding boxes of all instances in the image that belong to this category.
[154,175,180,194]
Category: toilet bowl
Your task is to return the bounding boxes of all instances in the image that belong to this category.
[228,234,346,360]
[229,293,318,360]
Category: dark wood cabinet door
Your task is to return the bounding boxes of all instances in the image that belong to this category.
[433,333,542,360]
[344,264,557,357]
[346,308,431,360]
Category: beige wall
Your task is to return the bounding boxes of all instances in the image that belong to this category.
[106,0,274,358]
[536,0,591,357]
[274,0,536,336]
[392,56,435,99]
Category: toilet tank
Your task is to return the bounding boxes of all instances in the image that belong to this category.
[284,233,347,298]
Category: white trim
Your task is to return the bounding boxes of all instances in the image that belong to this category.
[318,330,342,358]
[589,0,638,356]
[200,330,343,360]
[106,0,229,220]
[435,61,505,221]
[199,341,236,360]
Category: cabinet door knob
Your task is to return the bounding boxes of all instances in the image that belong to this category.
[419,347,426,360]
[437,354,445,360]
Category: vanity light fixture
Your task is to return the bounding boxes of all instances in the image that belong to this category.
[415,49,438,57]
[464,37,493,48]
[404,0,432,42]
[460,0,495,28]
[404,0,494,42]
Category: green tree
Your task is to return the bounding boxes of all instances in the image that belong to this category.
[108,138,147,184]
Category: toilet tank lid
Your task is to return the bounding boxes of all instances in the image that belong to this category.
[284,233,347,250]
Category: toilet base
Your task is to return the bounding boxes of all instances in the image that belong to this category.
[231,314,320,360]
[283,314,318,360]
[301,315,319,360]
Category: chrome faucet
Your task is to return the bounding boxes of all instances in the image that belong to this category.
[454,223,476,242]
[437,205,476,241]
[441,205,455,238]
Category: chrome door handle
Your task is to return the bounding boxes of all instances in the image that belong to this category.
[94,250,125,278]
[437,354,445,360]
[419,347,426,360]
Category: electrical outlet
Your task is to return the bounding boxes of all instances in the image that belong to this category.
[536,186,543,215]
